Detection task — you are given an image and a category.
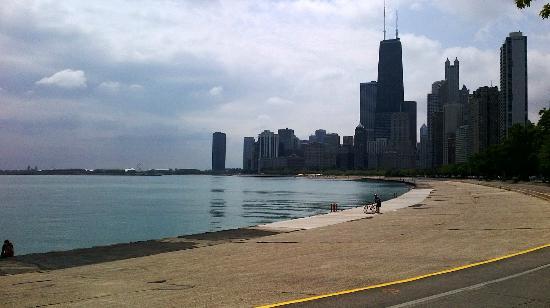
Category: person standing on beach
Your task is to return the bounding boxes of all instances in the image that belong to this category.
[374,194,382,214]
[1,240,14,258]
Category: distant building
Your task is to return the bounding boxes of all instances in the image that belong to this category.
[278,128,296,157]
[443,103,463,165]
[309,129,327,143]
[390,112,414,169]
[243,137,256,172]
[354,125,368,169]
[427,81,445,168]
[418,124,429,169]
[500,31,528,140]
[337,143,354,170]
[432,111,445,168]
[325,133,340,148]
[258,130,279,171]
[212,132,226,172]
[402,100,417,150]
[360,81,377,131]
[342,136,354,146]
[471,86,500,155]
[304,142,322,169]
[445,58,460,104]
[455,125,470,164]
[304,142,336,170]
[366,138,387,169]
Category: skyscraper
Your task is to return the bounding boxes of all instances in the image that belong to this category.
[360,81,377,131]
[342,136,354,146]
[338,136,354,170]
[500,31,528,140]
[427,81,444,168]
[443,103,463,165]
[390,112,414,169]
[377,39,404,113]
[455,125,470,164]
[212,132,226,172]
[353,125,368,169]
[445,58,460,104]
[277,128,296,157]
[402,100,417,149]
[375,38,404,140]
[258,130,278,159]
[257,130,279,172]
[418,124,429,169]
[242,137,256,172]
[471,86,500,155]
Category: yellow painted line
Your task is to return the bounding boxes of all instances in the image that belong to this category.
[256,244,550,308]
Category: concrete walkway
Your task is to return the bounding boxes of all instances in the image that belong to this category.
[257,188,432,232]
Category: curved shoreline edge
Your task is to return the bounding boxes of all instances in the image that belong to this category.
[255,185,432,232]
[0,177,414,275]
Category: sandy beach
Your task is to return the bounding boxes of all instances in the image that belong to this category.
[1,179,549,307]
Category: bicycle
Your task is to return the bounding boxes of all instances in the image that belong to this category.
[363,202,377,214]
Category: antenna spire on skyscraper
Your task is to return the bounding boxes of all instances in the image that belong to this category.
[395,9,399,39]
[383,0,386,40]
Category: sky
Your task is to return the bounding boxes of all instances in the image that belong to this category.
[1,0,549,170]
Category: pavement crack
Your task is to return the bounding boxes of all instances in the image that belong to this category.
[12,279,52,286]
[256,241,299,244]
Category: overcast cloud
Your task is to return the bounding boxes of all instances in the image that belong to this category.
[0,0,549,170]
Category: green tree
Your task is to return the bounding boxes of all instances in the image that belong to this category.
[537,109,550,178]
[516,0,550,19]
[501,123,540,179]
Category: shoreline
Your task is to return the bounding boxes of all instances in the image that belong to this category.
[0,176,414,275]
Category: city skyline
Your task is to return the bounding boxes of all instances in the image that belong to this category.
[1,1,549,170]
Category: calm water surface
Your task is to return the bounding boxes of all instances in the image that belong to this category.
[0,175,409,254]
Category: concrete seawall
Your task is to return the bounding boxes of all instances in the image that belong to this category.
[256,188,432,232]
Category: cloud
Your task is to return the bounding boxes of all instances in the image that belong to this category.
[209,86,223,97]
[98,81,121,92]
[265,96,294,106]
[129,84,143,91]
[36,69,87,88]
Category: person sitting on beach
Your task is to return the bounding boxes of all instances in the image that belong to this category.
[374,194,382,214]
[1,240,14,258]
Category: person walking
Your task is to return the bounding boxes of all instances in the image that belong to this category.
[374,194,382,214]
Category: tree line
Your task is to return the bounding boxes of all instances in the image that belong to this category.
[436,108,550,180]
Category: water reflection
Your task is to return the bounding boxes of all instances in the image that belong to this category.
[209,179,226,230]
[209,199,226,218]
[241,191,330,225]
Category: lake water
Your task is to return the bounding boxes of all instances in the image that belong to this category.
[0,175,409,255]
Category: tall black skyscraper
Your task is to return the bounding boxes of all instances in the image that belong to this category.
[375,38,404,140]
[500,32,528,140]
[212,132,226,172]
[377,39,404,112]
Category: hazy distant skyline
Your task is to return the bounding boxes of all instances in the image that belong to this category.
[1,0,549,170]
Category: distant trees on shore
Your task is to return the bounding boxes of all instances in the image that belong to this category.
[436,108,550,180]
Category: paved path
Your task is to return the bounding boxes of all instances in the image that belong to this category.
[257,189,432,232]
[282,245,550,307]
[1,180,549,307]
